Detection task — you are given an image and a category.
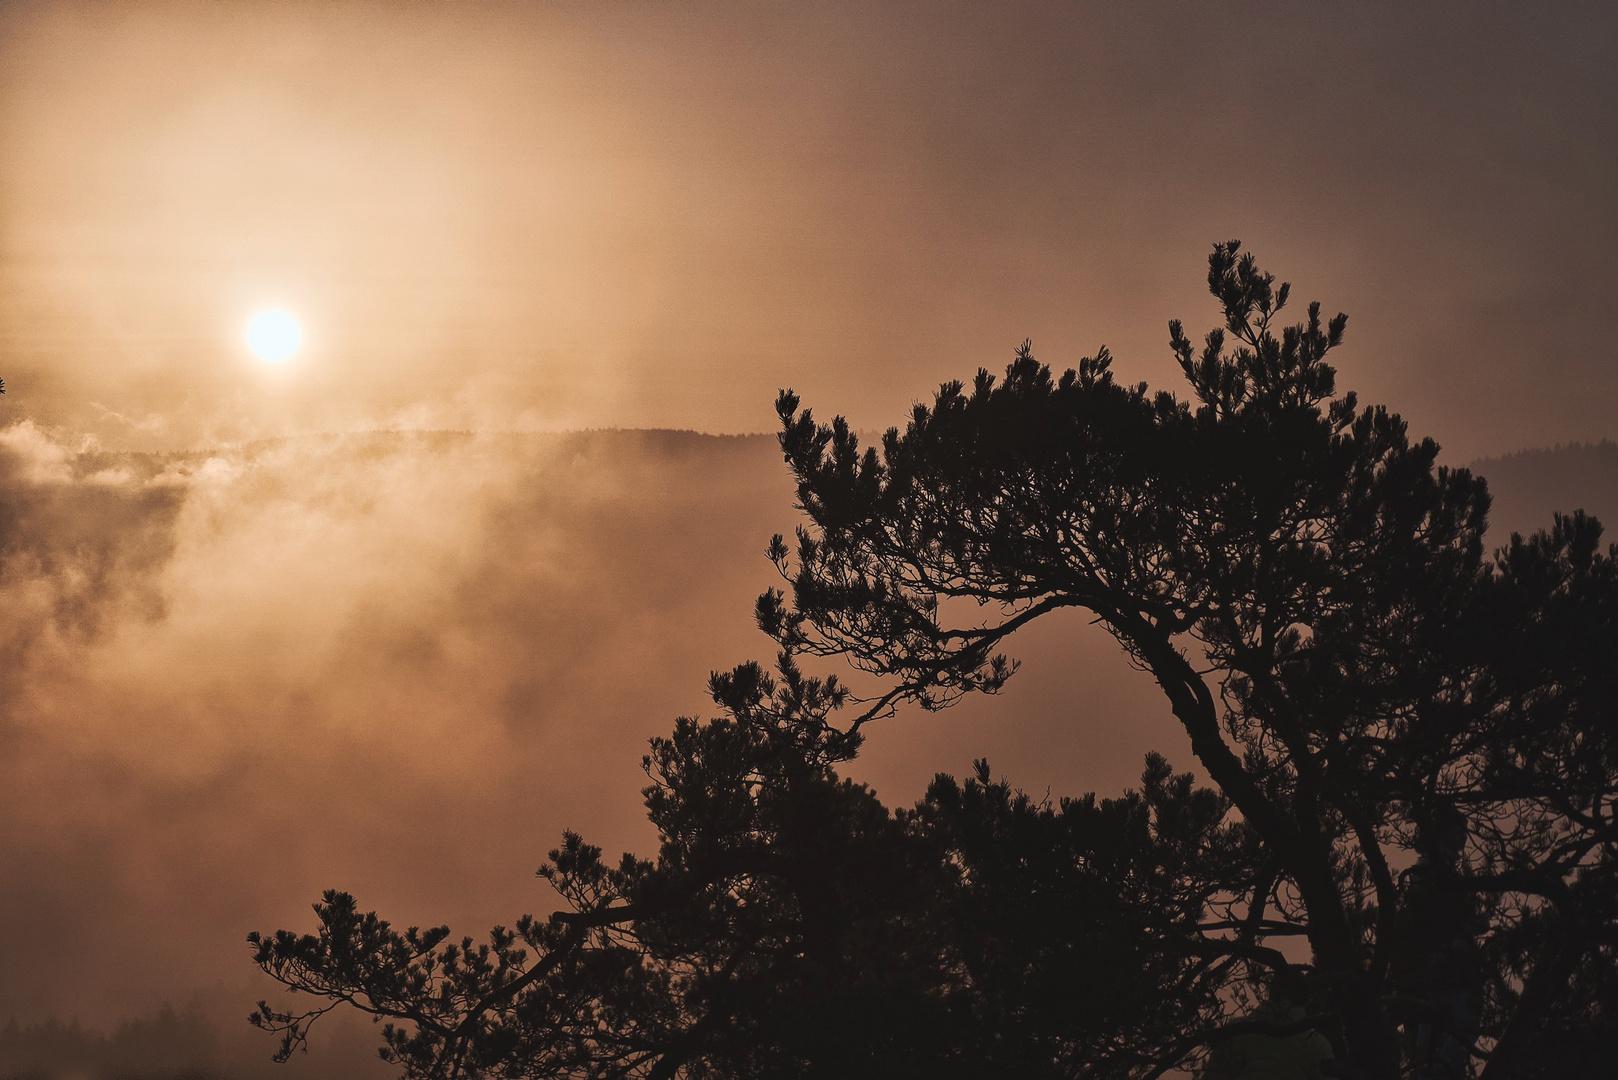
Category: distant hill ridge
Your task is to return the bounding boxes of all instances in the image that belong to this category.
[37,426,1618,550]
[1469,440,1618,545]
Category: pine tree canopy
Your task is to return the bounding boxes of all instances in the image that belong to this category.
[250,243,1618,1080]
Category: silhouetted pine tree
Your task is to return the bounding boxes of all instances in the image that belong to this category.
[251,244,1618,1080]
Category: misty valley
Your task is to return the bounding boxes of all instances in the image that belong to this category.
[2,1,1615,1077]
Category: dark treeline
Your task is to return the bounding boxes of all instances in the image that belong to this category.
[0,1001,390,1080]
[0,1005,221,1080]
[1469,441,1618,543]
[249,245,1617,1079]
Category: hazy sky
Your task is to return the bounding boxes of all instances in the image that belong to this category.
[0,0,1615,1055]
[2,1,1615,457]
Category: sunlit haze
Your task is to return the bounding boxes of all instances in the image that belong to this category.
[0,1,1613,1072]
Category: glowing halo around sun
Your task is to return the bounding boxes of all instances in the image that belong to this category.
[246,309,302,362]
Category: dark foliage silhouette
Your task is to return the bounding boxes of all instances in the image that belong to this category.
[251,245,1618,1080]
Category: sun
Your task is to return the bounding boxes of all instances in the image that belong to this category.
[246,309,302,362]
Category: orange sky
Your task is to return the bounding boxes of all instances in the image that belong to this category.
[0,0,1614,1058]
[3,1,1615,457]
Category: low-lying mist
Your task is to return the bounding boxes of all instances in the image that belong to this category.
[0,422,1610,1080]
[0,426,798,1027]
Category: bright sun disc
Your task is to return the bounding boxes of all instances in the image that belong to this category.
[247,309,302,362]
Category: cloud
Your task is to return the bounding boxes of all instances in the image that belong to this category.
[0,1,1613,1066]
[0,417,1609,1070]
[0,417,1194,1044]
[2,2,1614,458]
[0,426,798,1025]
